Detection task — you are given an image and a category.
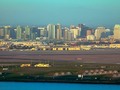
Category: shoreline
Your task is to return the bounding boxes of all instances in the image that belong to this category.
[0,80,120,85]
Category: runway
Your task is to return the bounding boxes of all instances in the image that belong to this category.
[0,49,120,64]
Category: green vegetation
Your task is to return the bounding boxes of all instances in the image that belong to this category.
[0,61,120,84]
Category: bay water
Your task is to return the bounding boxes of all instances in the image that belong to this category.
[0,82,120,90]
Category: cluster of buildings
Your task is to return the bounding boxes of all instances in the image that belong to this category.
[0,24,120,51]
[0,24,81,41]
[0,24,120,42]
[20,63,51,68]
[82,69,118,76]
[77,69,120,79]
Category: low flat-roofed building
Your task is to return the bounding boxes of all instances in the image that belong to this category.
[20,64,31,67]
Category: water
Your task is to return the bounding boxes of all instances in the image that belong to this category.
[0,82,120,90]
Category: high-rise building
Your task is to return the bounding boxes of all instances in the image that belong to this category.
[47,24,55,39]
[0,28,4,38]
[95,27,105,40]
[63,28,74,41]
[114,24,120,40]
[10,27,16,39]
[4,26,10,40]
[16,26,22,40]
[55,24,62,40]
[68,31,74,41]
[64,29,68,40]
[25,26,31,40]
[86,30,92,36]
[31,26,39,40]
[79,27,82,37]
[38,27,48,37]
[78,24,89,37]
[40,29,45,36]
[70,27,80,39]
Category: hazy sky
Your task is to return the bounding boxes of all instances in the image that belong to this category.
[0,0,120,27]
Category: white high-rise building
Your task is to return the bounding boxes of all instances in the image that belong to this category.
[70,27,80,39]
[55,24,62,40]
[95,27,105,40]
[47,24,55,39]
[16,26,22,40]
[25,26,31,40]
[114,24,120,40]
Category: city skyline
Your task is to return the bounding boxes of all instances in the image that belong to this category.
[0,0,120,28]
[1,23,120,42]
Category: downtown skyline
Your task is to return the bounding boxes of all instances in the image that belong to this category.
[0,0,120,28]
[1,23,120,41]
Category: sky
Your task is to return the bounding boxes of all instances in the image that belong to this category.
[0,0,120,28]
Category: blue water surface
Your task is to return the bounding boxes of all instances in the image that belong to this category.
[0,82,120,90]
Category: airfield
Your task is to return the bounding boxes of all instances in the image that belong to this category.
[0,49,120,84]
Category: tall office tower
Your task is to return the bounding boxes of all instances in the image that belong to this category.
[16,26,22,40]
[9,27,16,39]
[68,31,74,41]
[95,27,106,40]
[79,27,82,37]
[40,28,45,36]
[64,29,68,40]
[70,27,80,39]
[4,26,10,40]
[78,24,89,37]
[0,28,4,38]
[25,26,31,40]
[38,27,48,38]
[86,30,92,36]
[63,28,73,41]
[114,24,120,40]
[38,27,47,37]
[47,24,55,40]
[55,24,62,40]
[31,26,39,40]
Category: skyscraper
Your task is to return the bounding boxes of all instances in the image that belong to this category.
[38,27,47,37]
[95,27,105,40]
[25,26,31,40]
[78,24,89,37]
[47,24,55,39]
[64,29,69,41]
[86,30,92,36]
[114,24,120,40]
[55,24,62,40]
[31,26,39,40]
[70,27,80,39]
[68,31,74,41]
[0,28,4,38]
[4,26,10,40]
[16,26,22,40]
